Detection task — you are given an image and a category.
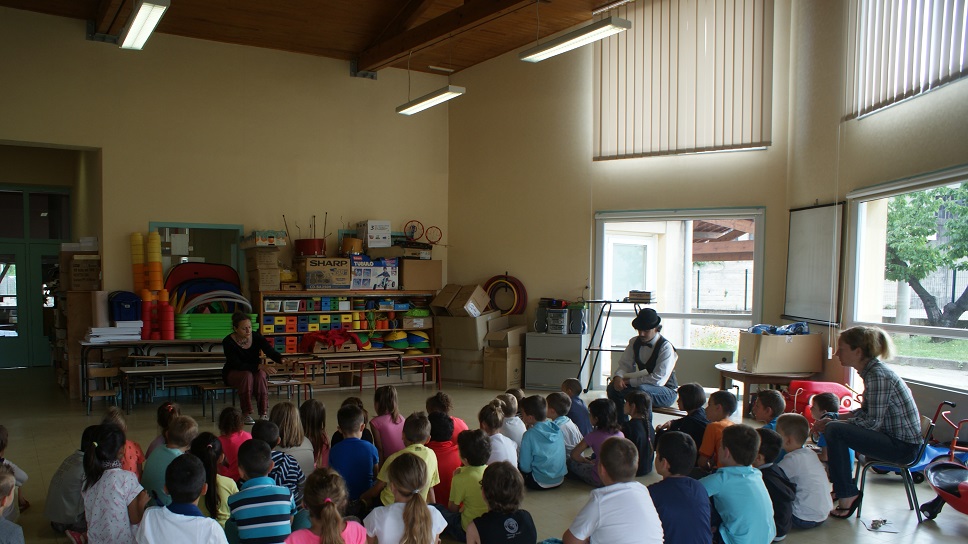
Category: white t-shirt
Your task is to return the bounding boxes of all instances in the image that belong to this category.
[364,502,447,544]
[501,417,526,448]
[568,481,664,544]
[488,433,519,466]
[82,468,143,544]
[134,507,228,544]
[556,417,584,456]
[777,447,834,522]
[276,436,316,478]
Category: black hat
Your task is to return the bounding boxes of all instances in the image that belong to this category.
[631,308,661,331]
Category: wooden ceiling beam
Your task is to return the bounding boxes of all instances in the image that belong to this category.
[692,240,754,261]
[358,0,535,72]
[95,0,127,35]
[373,0,440,46]
[699,219,754,233]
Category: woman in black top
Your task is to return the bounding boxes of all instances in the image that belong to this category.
[222,311,282,424]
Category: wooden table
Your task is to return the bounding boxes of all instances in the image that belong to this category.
[296,350,405,392]
[715,362,816,416]
[119,362,224,413]
[80,339,222,403]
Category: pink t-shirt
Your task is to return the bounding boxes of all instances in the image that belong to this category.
[285,521,367,544]
[370,414,406,459]
[218,430,252,481]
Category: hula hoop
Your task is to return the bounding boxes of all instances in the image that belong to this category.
[425,226,442,245]
[483,274,528,316]
[404,220,425,241]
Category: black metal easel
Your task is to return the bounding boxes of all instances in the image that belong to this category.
[576,300,648,392]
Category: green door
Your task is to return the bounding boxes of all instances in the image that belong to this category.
[0,244,28,367]
[28,244,61,367]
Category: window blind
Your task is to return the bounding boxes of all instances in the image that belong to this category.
[594,0,774,160]
[845,0,968,119]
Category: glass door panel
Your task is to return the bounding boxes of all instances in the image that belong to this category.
[0,245,28,367]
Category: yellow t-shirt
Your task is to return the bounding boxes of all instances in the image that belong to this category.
[199,474,239,527]
[378,444,440,506]
[449,464,487,530]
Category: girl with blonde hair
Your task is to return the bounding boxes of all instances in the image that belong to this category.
[271,401,316,476]
[363,453,446,544]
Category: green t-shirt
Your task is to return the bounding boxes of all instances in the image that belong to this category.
[141,446,182,506]
[449,464,487,530]
[378,444,440,506]
[199,473,239,526]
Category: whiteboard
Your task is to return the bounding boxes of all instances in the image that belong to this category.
[783,203,844,325]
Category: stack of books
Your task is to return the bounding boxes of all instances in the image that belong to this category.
[625,290,655,303]
[85,321,143,343]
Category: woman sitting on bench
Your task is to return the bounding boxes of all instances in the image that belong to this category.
[222,311,285,425]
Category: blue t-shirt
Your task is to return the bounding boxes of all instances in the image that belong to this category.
[329,437,380,500]
[762,418,786,462]
[568,396,593,436]
[648,477,711,544]
[228,476,296,544]
[700,466,776,544]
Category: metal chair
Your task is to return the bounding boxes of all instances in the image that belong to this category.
[855,415,934,522]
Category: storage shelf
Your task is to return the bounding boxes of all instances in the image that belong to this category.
[259,290,435,297]
[265,310,416,315]
[265,328,429,336]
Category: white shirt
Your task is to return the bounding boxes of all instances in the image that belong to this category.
[615,333,677,387]
[135,507,228,544]
[488,433,519,466]
[82,468,143,544]
[777,447,834,522]
[500,416,526,448]
[276,436,315,477]
[568,481,664,544]
[555,416,584,456]
[363,502,447,544]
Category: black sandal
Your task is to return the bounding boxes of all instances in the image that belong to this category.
[830,492,863,519]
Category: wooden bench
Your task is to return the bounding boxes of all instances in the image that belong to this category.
[200,384,236,421]
[653,406,687,418]
[398,354,441,390]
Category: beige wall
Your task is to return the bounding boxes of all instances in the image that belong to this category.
[449,2,793,323]
[0,9,450,290]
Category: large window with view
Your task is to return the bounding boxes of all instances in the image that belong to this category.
[594,209,764,386]
[847,169,968,389]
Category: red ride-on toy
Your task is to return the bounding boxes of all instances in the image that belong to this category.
[919,407,968,520]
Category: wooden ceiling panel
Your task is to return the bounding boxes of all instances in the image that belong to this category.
[0,0,607,71]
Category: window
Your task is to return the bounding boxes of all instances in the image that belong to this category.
[594,209,765,384]
[846,166,968,389]
[595,0,775,159]
[845,0,968,118]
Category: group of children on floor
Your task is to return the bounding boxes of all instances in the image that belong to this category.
[0,378,847,544]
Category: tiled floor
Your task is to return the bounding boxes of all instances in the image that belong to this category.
[3,367,967,543]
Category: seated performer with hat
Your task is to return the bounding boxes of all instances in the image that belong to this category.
[607,308,679,421]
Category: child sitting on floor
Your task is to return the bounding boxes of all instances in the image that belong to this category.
[696,391,737,473]
[519,396,566,491]
[427,391,470,442]
[142,415,198,506]
[427,411,461,506]
[328,403,380,506]
[623,390,655,476]
[103,406,146,480]
[754,428,795,542]
[655,383,709,449]
[437,430,491,542]
[700,425,776,544]
[776,414,832,530]
[362,412,440,507]
[465,461,537,544]
[0,425,29,523]
[285,467,366,544]
[228,439,297,544]
[546,392,583,458]
[363,453,447,544]
[331,397,374,446]
[564,437,663,544]
[0,465,24,544]
[135,454,227,543]
[371,385,405,463]
[561,378,592,436]
[478,404,517,466]
[190,432,238,528]
[145,401,180,458]
[808,392,842,464]
[217,406,252,482]
[569,398,624,487]
[648,432,711,544]
[82,424,150,543]
[751,390,785,431]
[496,395,526,448]
[252,420,306,509]
[46,425,98,535]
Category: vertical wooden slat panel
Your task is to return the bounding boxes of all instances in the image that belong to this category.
[762,0,773,143]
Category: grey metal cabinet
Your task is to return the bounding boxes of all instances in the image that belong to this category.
[524,332,590,390]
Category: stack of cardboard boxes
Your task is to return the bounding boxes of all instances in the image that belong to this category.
[245,246,282,293]
[483,316,526,390]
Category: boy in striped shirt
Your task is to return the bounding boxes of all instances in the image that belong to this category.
[228,439,296,544]
[252,420,306,508]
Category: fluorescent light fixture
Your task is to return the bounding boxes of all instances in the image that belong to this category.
[519,16,631,62]
[396,85,466,115]
[119,0,170,50]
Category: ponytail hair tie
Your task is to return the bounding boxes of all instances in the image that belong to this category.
[324,498,332,504]
[92,441,98,448]
[207,443,214,449]
[412,489,420,495]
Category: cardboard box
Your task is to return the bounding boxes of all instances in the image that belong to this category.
[434,310,501,350]
[400,260,443,291]
[312,341,359,354]
[430,284,462,315]
[367,246,433,260]
[484,315,528,348]
[296,257,351,289]
[350,255,399,290]
[737,332,823,373]
[241,230,288,248]
[483,346,523,389]
[447,285,490,317]
[440,348,484,386]
[70,255,102,291]
[248,268,281,292]
[356,220,392,248]
[403,316,432,329]
[244,248,281,270]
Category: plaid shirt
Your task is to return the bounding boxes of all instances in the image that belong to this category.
[269,451,306,508]
[851,359,922,445]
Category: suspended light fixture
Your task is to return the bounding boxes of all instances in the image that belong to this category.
[396,85,466,115]
[519,16,631,63]
[119,0,170,50]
